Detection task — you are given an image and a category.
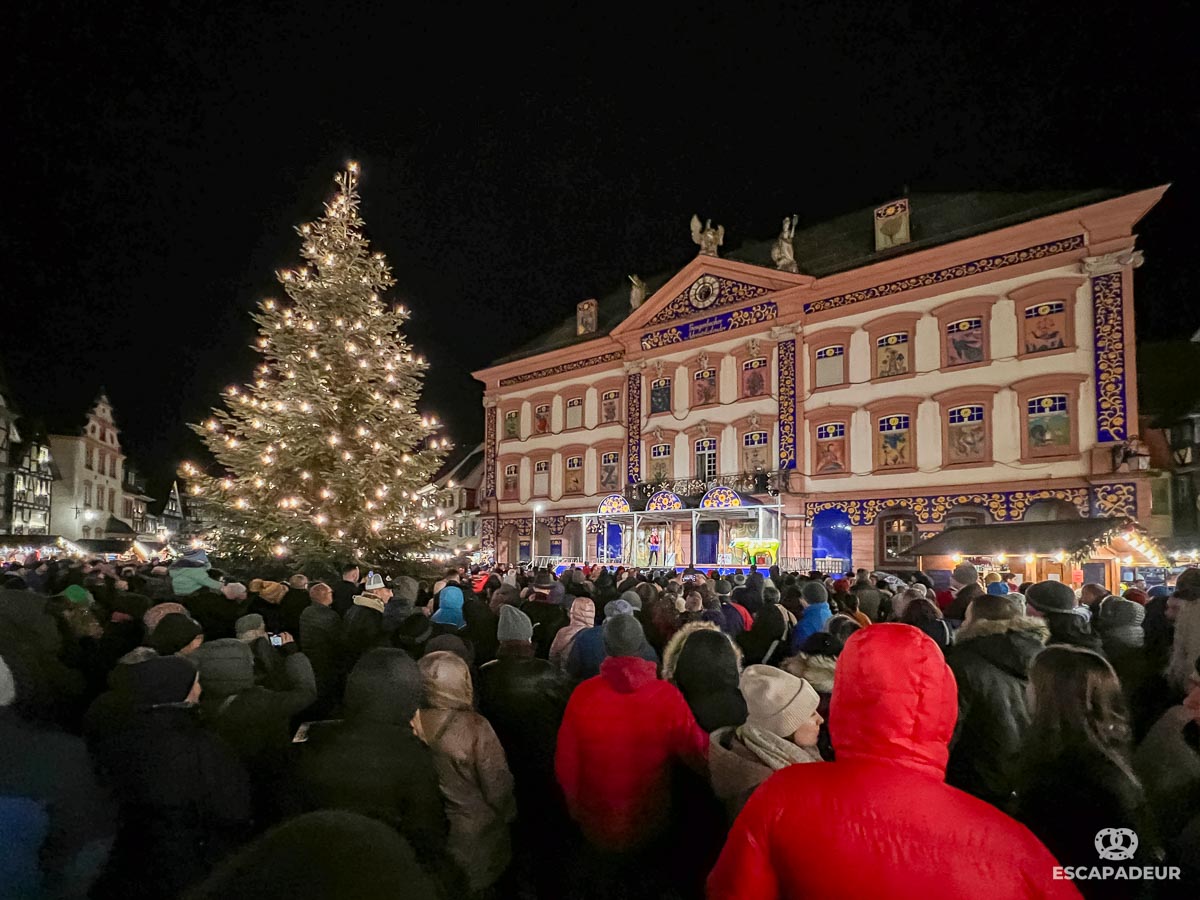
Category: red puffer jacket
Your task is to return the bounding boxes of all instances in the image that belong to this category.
[556,655,708,851]
[708,624,1081,900]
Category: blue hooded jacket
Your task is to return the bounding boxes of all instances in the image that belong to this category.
[791,601,832,651]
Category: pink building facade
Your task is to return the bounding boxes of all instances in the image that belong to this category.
[472,188,1166,572]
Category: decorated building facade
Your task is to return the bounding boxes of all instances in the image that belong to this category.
[472,188,1166,572]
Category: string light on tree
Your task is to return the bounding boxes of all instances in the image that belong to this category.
[181,163,448,566]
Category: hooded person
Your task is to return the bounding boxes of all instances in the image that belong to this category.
[736,589,789,666]
[167,548,224,597]
[946,594,1050,810]
[708,625,1081,900]
[556,612,709,880]
[790,581,833,649]
[91,655,252,900]
[183,811,438,900]
[662,622,747,732]
[548,597,596,670]
[296,648,452,888]
[709,665,823,819]
[416,651,516,892]
[522,570,569,659]
[1027,580,1105,656]
[431,584,466,631]
[488,582,521,616]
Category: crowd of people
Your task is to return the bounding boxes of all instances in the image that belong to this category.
[1,548,1199,898]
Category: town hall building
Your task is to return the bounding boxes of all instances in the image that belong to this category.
[472,188,1166,575]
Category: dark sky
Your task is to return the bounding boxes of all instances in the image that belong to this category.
[4,1,1196,498]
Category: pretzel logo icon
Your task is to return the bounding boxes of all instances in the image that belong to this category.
[1094,828,1138,861]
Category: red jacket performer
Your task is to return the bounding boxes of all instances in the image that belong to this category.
[555,613,708,851]
[707,624,1081,900]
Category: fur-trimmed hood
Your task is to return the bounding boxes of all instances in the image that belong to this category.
[953,615,1049,645]
[780,652,837,695]
[662,620,743,683]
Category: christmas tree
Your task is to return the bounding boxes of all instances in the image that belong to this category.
[182,164,448,566]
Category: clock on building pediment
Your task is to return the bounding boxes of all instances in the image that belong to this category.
[688,275,721,310]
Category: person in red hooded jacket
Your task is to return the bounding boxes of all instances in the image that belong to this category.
[555,612,708,889]
[708,624,1081,900]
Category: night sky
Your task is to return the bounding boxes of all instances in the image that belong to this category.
[4,2,1195,498]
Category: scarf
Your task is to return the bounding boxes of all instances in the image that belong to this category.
[737,723,823,770]
[353,593,387,615]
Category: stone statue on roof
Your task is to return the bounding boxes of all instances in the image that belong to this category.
[691,215,724,257]
[629,274,648,309]
[772,214,800,273]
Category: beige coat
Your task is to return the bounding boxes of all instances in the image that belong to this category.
[418,651,516,892]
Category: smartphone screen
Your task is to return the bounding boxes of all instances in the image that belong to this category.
[270,634,283,647]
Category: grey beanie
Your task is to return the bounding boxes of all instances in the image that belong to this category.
[952,562,979,586]
[604,614,645,657]
[620,590,643,611]
[1099,596,1146,629]
[604,598,634,619]
[192,638,255,697]
[392,575,419,604]
[801,582,829,604]
[235,613,265,637]
[497,604,533,643]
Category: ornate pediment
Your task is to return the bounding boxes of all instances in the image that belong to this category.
[642,274,772,327]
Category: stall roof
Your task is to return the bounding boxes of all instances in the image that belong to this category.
[909,517,1134,557]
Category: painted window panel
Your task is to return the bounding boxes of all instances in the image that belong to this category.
[503,464,518,497]
[1023,302,1067,354]
[533,459,550,496]
[815,422,848,475]
[565,456,583,493]
[1027,394,1071,450]
[877,414,912,468]
[742,430,770,471]
[601,390,621,423]
[946,318,985,366]
[875,333,910,379]
[649,443,672,482]
[692,369,718,406]
[814,345,845,388]
[947,404,987,464]
[534,404,551,434]
[504,410,519,439]
[650,379,672,414]
[565,397,583,430]
[599,451,621,491]
[741,358,768,397]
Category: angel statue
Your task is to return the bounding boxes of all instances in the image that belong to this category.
[771,214,800,273]
[690,214,724,257]
[629,274,648,309]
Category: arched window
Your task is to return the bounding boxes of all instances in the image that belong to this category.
[695,438,718,479]
[1023,499,1081,522]
[878,512,919,563]
[564,456,583,494]
[944,507,988,529]
[533,459,550,496]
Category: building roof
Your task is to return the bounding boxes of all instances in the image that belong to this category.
[434,442,485,490]
[491,188,1125,367]
[909,517,1134,557]
[103,516,137,536]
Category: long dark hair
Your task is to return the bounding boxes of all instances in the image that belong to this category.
[1024,645,1137,782]
[900,596,943,625]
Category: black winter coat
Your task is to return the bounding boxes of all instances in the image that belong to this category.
[1016,751,1159,900]
[477,656,572,827]
[947,617,1047,809]
[521,598,568,659]
[296,720,450,875]
[91,706,251,900]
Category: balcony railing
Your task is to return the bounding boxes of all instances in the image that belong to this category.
[626,470,786,503]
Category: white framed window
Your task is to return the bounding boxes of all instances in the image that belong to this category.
[534,404,551,434]
[533,459,550,496]
[504,410,519,439]
[601,390,621,423]
[565,455,584,493]
[695,438,718,479]
[815,345,845,388]
[600,451,620,491]
[742,430,770,471]
[503,463,518,497]
[649,443,672,482]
